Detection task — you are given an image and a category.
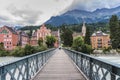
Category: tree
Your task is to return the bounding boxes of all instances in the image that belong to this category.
[24,44,35,55]
[46,35,56,48]
[109,15,120,49]
[0,42,4,50]
[61,26,73,47]
[84,27,91,45]
[72,36,84,51]
[38,38,43,46]
[81,44,92,54]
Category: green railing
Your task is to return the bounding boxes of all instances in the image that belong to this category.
[0,48,55,80]
[64,48,120,80]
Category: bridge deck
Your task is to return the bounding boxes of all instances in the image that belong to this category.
[33,49,86,80]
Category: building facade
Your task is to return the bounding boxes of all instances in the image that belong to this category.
[0,26,18,50]
[91,31,111,49]
[30,31,38,46]
[17,31,29,47]
[37,24,51,41]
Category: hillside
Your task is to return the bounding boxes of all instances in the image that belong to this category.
[46,6,120,26]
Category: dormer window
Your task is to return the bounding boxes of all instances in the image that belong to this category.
[0,29,9,34]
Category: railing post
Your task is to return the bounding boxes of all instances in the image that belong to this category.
[36,55,38,72]
[89,58,93,80]
[0,67,5,80]
[81,55,83,70]
[76,53,78,66]
[111,66,116,80]
[42,53,44,66]
[45,52,46,63]
[26,58,29,80]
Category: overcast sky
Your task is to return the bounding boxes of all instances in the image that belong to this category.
[0,0,120,26]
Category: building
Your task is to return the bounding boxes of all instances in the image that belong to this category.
[91,31,111,49]
[0,26,19,50]
[72,22,86,38]
[17,31,29,47]
[72,32,83,39]
[37,24,51,41]
[51,30,59,48]
[81,22,86,37]
[30,31,38,46]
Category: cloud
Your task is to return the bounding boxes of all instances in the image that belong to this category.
[7,5,42,25]
[69,0,120,11]
[0,0,120,26]
[0,0,73,26]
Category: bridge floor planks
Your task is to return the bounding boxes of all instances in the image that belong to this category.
[33,49,86,80]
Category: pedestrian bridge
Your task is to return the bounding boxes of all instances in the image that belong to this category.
[0,48,120,80]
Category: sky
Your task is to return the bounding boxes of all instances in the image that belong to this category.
[0,0,120,26]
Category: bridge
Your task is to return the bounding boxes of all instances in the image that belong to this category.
[0,48,120,80]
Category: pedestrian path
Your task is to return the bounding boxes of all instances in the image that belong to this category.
[33,49,86,80]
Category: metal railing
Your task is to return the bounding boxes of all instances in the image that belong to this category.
[64,48,120,80]
[0,48,55,80]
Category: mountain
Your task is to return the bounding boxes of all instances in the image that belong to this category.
[46,6,120,26]
[14,26,23,30]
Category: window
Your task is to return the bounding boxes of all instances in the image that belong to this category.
[7,35,9,37]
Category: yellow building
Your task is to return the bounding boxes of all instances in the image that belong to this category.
[91,31,111,49]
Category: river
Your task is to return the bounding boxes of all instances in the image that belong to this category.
[0,57,21,66]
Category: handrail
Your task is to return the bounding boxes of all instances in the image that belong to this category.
[0,48,56,80]
[0,48,55,68]
[64,48,120,80]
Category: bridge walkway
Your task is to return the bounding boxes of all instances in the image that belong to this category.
[33,49,86,80]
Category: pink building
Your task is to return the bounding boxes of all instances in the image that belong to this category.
[0,26,19,50]
[37,24,51,41]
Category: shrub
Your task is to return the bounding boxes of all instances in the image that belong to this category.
[72,36,84,51]
[10,46,25,57]
[81,44,92,54]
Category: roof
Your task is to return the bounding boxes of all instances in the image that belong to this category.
[51,31,58,37]
[92,31,108,36]
[73,32,83,37]
[21,31,29,37]
[3,26,17,34]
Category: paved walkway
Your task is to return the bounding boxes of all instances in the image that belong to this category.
[33,49,86,80]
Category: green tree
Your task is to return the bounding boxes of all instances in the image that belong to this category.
[38,38,43,46]
[109,15,120,49]
[61,26,73,47]
[72,36,84,51]
[0,42,4,50]
[46,35,56,48]
[81,44,92,54]
[24,44,35,55]
[10,46,25,57]
[84,27,91,45]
